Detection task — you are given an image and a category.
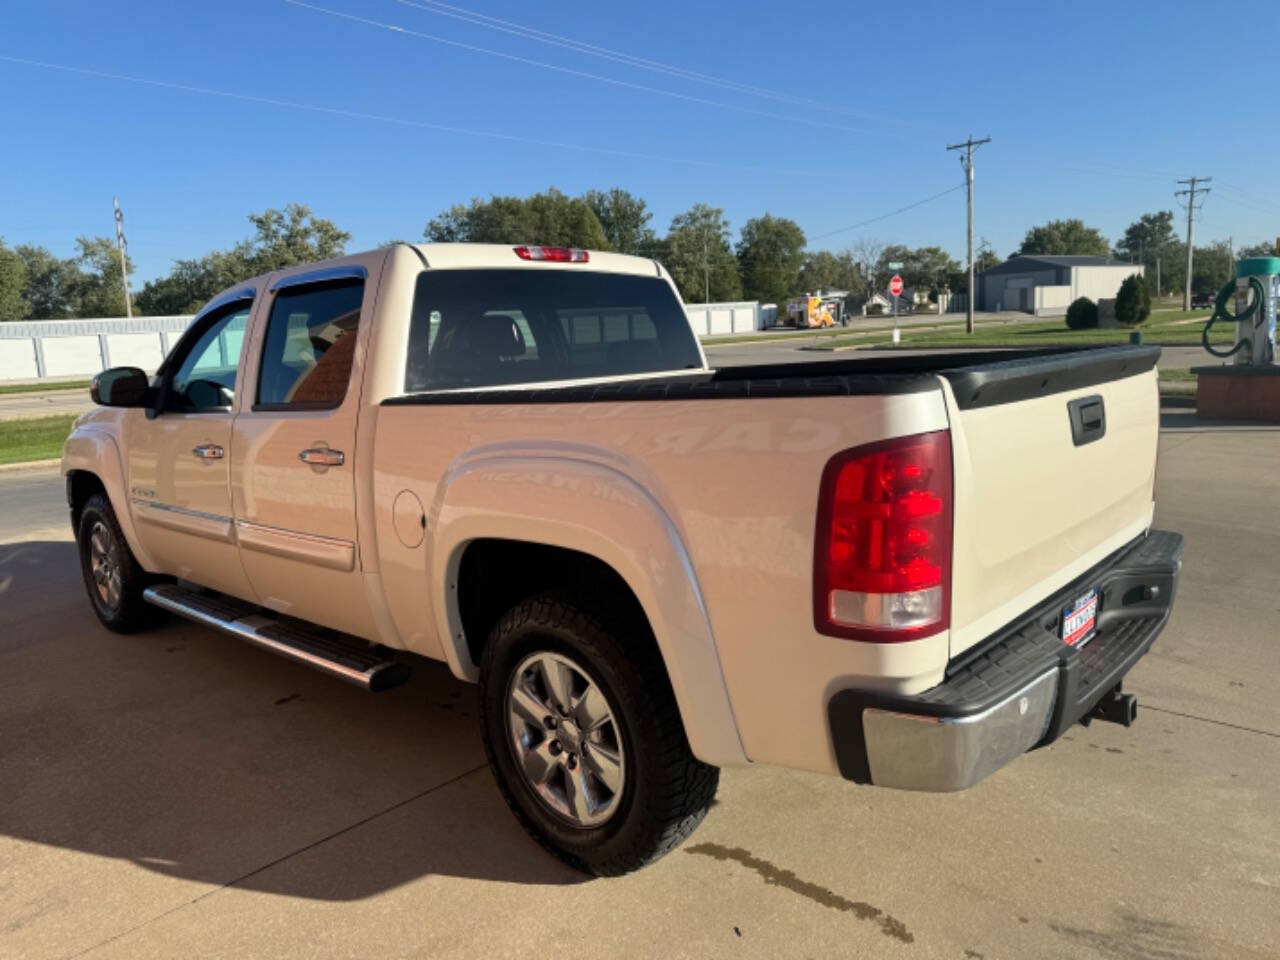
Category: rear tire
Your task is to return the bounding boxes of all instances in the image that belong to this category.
[479,594,719,875]
[76,493,163,633]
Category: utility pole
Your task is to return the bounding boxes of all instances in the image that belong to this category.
[1175,176,1210,310]
[113,197,133,318]
[946,135,991,334]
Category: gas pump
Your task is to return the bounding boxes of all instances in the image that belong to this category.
[1201,256,1279,366]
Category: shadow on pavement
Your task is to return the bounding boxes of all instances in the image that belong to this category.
[0,540,586,899]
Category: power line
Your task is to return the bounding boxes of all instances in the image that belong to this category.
[806,183,966,241]
[389,0,920,130]
[946,135,991,334]
[1175,176,1211,310]
[0,54,833,177]
[283,1,892,137]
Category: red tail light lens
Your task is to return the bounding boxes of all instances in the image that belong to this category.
[814,430,952,641]
[513,245,590,262]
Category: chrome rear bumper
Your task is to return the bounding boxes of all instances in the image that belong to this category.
[828,530,1183,792]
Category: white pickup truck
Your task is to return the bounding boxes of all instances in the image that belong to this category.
[63,243,1182,875]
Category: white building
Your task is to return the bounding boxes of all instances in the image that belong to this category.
[979,255,1144,316]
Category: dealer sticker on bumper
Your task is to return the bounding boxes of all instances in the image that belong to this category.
[1062,589,1099,647]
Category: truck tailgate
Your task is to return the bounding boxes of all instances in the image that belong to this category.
[942,346,1161,657]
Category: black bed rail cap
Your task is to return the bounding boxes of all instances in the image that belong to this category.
[941,344,1161,410]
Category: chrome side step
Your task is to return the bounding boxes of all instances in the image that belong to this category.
[143,584,410,692]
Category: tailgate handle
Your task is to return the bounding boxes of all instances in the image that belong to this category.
[1068,395,1106,446]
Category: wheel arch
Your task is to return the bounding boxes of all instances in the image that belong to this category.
[429,454,747,767]
[62,428,158,571]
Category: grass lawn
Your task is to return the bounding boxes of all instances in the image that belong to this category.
[0,414,78,465]
[0,379,93,395]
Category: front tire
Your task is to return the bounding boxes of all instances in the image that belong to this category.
[76,493,163,633]
[479,595,719,875]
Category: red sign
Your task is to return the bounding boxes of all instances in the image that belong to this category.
[889,274,904,297]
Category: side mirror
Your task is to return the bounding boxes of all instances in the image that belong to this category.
[90,367,151,407]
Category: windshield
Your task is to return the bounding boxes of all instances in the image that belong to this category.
[404,269,702,392]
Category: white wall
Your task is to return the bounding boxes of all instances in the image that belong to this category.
[107,332,167,370]
[682,301,761,336]
[1072,265,1143,303]
[0,340,38,380]
[1033,285,1073,316]
[0,316,192,382]
[43,337,104,377]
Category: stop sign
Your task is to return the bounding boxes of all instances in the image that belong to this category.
[889,274,904,297]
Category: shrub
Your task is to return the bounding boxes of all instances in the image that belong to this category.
[1065,296,1098,330]
[866,302,884,316]
[1115,273,1151,327]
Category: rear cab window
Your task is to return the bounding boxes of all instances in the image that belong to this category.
[404,270,701,392]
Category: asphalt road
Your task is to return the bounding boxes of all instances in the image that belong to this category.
[1,417,1277,959]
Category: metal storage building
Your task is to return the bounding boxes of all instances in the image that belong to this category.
[979,255,1144,316]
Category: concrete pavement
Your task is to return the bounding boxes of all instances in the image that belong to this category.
[0,419,1277,959]
[0,463,66,543]
[0,388,94,421]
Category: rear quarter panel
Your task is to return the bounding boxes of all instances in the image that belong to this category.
[372,388,950,775]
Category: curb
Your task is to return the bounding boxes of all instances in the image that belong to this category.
[0,458,61,473]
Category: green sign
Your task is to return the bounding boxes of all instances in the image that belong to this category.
[887,261,904,270]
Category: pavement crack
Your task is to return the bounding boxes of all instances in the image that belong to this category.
[63,763,489,959]
[1143,704,1280,739]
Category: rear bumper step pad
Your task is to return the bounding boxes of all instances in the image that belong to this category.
[143,584,409,692]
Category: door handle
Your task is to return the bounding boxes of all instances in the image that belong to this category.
[298,447,345,467]
[192,444,225,460]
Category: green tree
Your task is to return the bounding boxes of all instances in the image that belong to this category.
[72,236,132,317]
[798,250,861,295]
[736,214,806,305]
[241,203,350,272]
[1019,219,1112,257]
[583,188,656,254]
[425,188,607,248]
[873,244,961,299]
[0,240,27,322]
[662,204,741,303]
[1115,211,1177,263]
[137,204,350,315]
[1114,273,1151,327]
[1190,240,1234,296]
[14,245,82,318]
[1238,241,1278,259]
[974,247,1001,273]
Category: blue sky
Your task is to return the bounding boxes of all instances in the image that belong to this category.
[3,0,1278,285]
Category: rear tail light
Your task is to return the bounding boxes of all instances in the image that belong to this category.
[514,245,589,263]
[814,430,952,642]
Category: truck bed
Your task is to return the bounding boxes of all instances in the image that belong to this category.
[383,344,1160,407]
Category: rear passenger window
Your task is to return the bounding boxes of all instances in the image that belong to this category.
[257,280,364,409]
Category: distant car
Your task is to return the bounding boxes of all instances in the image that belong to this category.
[1191,291,1214,309]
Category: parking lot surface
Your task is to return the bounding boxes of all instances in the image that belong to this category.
[1,413,1277,959]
